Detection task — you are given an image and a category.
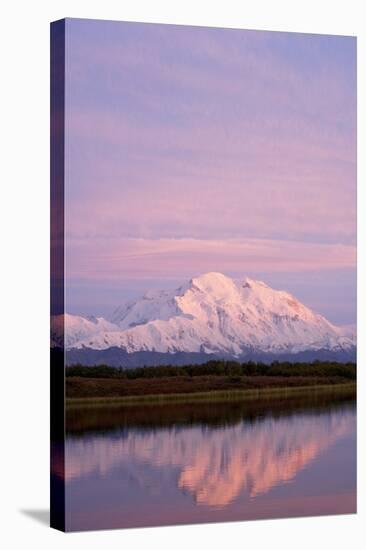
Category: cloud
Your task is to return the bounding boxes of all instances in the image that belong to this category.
[65,237,356,281]
[64,22,356,247]
[62,20,356,324]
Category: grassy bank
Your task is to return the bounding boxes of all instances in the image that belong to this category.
[66,360,356,407]
[67,380,356,408]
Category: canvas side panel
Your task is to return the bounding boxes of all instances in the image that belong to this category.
[50,18,66,532]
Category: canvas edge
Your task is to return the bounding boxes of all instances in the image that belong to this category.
[50,18,66,533]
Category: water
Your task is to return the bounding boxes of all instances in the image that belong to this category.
[62,395,356,531]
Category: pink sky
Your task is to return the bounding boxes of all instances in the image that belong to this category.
[63,19,356,324]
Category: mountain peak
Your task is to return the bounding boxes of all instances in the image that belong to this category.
[55,273,356,359]
[191,271,235,290]
[188,272,242,306]
[190,272,272,295]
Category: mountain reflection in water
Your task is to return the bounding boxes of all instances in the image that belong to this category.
[62,395,356,530]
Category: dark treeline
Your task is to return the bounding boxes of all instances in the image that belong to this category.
[66,360,356,380]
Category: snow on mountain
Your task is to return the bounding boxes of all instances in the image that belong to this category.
[338,324,357,344]
[51,313,119,349]
[51,272,356,357]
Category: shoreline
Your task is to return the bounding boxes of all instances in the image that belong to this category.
[66,381,356,409]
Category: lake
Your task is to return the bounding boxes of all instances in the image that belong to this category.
[63,392,356,531]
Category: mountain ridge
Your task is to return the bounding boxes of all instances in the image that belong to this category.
[52,272,356,362]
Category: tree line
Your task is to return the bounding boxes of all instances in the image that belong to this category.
[65,360,356,380]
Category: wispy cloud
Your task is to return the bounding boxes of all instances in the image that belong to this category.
[63,20,356,323]
[65,22,356,246]
[66,237,356,280]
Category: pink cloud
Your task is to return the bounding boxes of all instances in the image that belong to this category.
[65,237,356,281]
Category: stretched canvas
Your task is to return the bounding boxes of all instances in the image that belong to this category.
[50,18,357,532]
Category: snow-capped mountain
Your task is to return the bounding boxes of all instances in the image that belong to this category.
[51,272,356,363]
